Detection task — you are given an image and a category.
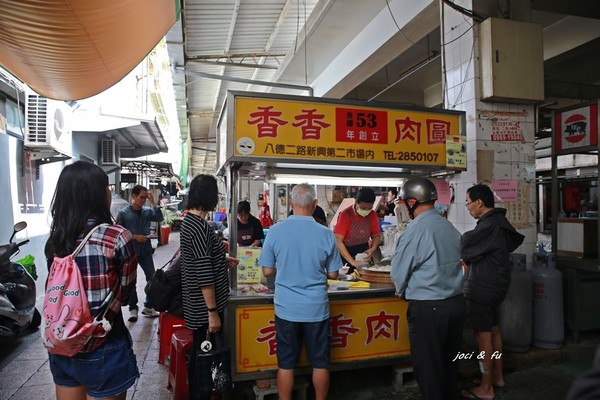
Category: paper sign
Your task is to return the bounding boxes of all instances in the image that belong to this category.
[491,180,518,202]
[236,247,264,285]
[432,179,451,205]
[445,134,466,169]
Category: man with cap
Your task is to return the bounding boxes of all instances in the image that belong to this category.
[390,177,465,400]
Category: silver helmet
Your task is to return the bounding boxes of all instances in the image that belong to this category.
[400,177,438,203]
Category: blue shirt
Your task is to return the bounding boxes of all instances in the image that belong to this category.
[390,209,463,301]
[258,215,343,322]
[116,204,163,256]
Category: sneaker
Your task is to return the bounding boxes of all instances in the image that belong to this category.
[128,309,138,322]
[141,307,159,317]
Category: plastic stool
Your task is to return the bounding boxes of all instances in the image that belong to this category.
[167,329,193,400]
[158,312,187,364]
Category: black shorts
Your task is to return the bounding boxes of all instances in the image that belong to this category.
[464,299,499,332]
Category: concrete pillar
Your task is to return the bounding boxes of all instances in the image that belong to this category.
[441,1,536,262]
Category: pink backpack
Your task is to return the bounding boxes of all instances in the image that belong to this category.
[41,224,116,356]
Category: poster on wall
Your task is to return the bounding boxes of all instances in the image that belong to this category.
[479,111,528,142]
[506,182,531,229]
[491,180,518,202]
[432,179,451,204]
[554,103,598,152]
[445,134,466,169]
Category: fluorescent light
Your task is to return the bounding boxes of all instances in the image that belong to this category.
[271,162,409,174]
[266,174,405,187]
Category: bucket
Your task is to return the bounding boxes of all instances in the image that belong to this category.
[160,225,171,245]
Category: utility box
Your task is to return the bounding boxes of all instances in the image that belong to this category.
[479,18,544,103]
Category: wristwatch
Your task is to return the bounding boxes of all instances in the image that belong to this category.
[207,307,218,313]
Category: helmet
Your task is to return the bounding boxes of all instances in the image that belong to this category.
[400,178,438,203]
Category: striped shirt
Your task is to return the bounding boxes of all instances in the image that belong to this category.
[48,222,137,352]
[180,213,230,329]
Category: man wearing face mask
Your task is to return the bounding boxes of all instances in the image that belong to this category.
[390,177,464,400]
[334,188,381,273]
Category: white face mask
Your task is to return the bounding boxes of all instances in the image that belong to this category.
[356,208,371,217]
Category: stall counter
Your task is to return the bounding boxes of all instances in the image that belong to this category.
[226,283,410,382]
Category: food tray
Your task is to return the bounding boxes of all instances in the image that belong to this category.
[356,268,392,284]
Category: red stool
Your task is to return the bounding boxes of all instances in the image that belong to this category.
[158,312,187,364]
[167,329,193,400]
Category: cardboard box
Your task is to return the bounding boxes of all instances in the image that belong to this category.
[331,189,346,203]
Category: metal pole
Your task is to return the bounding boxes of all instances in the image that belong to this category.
[182,69,314,96]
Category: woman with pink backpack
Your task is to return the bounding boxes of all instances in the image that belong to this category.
[43,161,139,400]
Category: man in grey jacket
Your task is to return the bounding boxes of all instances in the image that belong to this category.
[461,184,525,400]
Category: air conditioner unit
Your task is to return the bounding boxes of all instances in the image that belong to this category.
[24,94,73,156]
[101,139,120,166]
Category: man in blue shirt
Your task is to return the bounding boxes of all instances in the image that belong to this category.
[117,185,164,321]
[259,183,342,400]
[391,178,464,400]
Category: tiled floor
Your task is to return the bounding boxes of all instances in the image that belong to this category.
[0,233,180,400]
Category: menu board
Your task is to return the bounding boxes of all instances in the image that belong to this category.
[237,247,265,285]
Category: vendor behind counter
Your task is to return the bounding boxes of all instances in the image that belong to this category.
[333,188,381,274]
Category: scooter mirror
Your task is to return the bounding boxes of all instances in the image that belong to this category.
[10,221,27,243]
[14,221,27,233]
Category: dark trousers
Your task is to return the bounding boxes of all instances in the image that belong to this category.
[407,295,465,400]
[128,253,155,310]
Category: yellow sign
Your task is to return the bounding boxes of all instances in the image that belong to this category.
[234,95,463,167]
[235,297,409,374]
[445,134,466,169]
[236,247,264,285]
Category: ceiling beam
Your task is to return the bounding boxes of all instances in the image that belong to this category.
[544,80,600,100]
[187,59,278,69]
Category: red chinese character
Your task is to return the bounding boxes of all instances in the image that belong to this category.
[394,117,422,144]
[365,311,400,344]
[247,106,289,138]
[426,119,450,145]
[330,314,360,348]
[292,109,331,140]
[256,320,277,356]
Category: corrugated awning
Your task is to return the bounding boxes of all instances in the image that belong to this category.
[0,0,178,101]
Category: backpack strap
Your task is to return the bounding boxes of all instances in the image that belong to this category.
[71,223,110,257]
[69,223,115,325]
[158,248,180,271]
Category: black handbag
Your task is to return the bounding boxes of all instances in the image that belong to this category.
[190,330,233,398]
[144,250,180,312]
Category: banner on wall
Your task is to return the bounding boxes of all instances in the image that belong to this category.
[554,103,598,152]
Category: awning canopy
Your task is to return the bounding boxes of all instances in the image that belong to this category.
[121,159,176,179]
[0,0,178,101]
[75,116,168,159]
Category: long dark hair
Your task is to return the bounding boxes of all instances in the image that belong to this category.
[45,161,113,258]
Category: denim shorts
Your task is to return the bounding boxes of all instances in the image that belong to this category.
[49,330,139,398]
[275,315,331,369]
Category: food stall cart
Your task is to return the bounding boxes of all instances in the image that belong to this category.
[216,91,466,382]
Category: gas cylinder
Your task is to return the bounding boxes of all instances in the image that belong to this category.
[532,253,564,349]
[499,253,532,352]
